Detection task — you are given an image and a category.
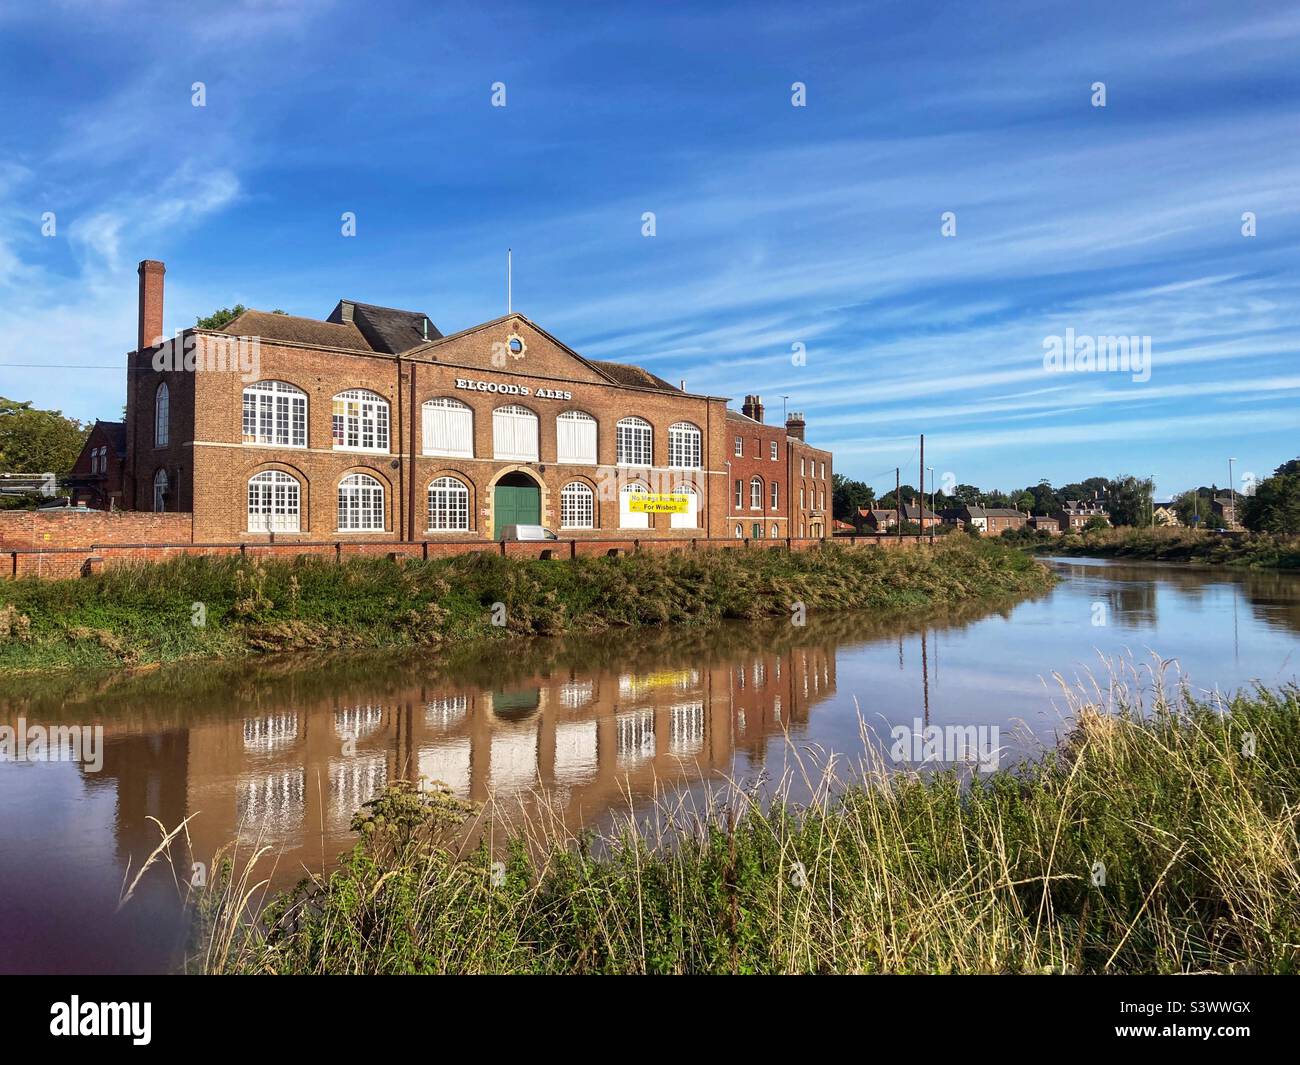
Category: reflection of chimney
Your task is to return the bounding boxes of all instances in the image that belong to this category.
[742,394,764,422]
[137,259,165,351]
[785,411,805,441]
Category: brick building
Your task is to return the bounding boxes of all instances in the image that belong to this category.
[67,420,127,510]
[121,261,832,543]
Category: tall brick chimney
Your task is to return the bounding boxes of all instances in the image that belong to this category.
[741,394,765,422]
[785,411,805,441]
[137,259,165,351]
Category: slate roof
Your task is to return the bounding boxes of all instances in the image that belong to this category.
[589,359,680,392]
[329,300,442,354]
[95,420,127,457]
[221,309,372,352]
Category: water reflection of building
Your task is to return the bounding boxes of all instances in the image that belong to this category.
[63,636,837,887]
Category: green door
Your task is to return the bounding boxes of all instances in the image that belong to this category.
[494,481,541,538]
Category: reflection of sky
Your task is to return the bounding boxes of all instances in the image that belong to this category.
[489,727,539,793]
[554,722,598,785]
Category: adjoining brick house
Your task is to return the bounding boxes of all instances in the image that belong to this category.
[982,508,1025,534]
[121,261,832,543]
[67,420,127,510]
[1027,515,1060,534]
[1212,494,1240,530]
[1060,499,1111,531]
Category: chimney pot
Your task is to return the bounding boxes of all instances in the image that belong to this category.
[137,260,165,352]
[741,394,765,423]
[785,410,806,441]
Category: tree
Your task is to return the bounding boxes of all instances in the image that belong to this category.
[195,306,286,330]
[832,474,875,522]
[1241,459,1300,534]
[0,398,88,477]
[1106,475,1155,527]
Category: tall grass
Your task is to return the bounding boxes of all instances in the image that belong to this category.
[0,537,1054,674]
[1046,526,1300,569]
[193,673,1300,975]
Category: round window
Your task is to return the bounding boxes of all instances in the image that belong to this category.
[507,335,525,356]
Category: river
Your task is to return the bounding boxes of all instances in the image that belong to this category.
[1,557,1297,973]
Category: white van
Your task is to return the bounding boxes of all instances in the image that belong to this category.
[499,524,559,542]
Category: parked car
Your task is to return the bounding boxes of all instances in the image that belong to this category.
[499,524,559,542]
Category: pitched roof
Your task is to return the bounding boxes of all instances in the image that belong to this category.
[96,420,127,457]
[329,300,441,354]
[982,508,1023,518]
[726,408,762,425]
[589,359,680,392]
[221,309,372,352]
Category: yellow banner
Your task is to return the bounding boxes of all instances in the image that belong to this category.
[629,493,691,514]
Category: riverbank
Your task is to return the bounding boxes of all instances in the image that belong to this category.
[0,538,1053,675]
[193,680,1300,975]
[1040,526,1300,568]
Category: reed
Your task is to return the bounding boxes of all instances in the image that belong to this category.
[192,668,1300,975]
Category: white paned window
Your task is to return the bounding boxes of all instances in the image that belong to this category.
[561,481,595,528]
[154,383,169,446]
[734,479,742,507]
[427,476,470,531]
[616,417,652,466]
[152,468,168,512]
[243,381,307,447]
[422,398,474,458]
[620,483,648,529]
[771,481,779,509]
[248,470,301,532]
[556,410,597,464]
[492,404,539,461]
[750,477,762,509]
[668,422,701,468]
[770,441,778,461]
[338,473,384,531]
[670,485,697,529]
[332,390,389,452]
[734,436,742,457]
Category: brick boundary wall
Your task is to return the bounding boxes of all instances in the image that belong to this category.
[0,510,193,550]
[3,533,925,580]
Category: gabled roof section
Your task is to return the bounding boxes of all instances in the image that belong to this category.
[95,420,127,457]
[588,359,680,393]
[329,300,441,354]
[221,309,372,352]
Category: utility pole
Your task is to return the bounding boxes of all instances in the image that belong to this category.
[927,465,935,544]
[919,434,925,544]
[1228,457,1237,530]
[507,248,512,315]
[895,467,901,539]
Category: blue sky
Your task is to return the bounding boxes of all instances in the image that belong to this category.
[2,0,1297,498]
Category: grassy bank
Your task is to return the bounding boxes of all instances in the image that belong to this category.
[0,538,1053,674]
[1041,526,1300,568]
[192,679,1300,975]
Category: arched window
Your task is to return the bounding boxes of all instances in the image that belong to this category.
[338,473,385,531]
[248,470,301,532]
[670,484,697,529]
[668,422,701,468]
[152,468,168,513]
[750,476,763,509]
[556,410,597,465]
[427,476,470,531]
[734,523,742,539]
[154,382,169,447]
[620,482,649,529]
[770,523,779,538]
[560,482,595,529]
[616,417,652,467]
[243,381,307,447]
[492,404,538,461]
[771,481,779,509]
[332,390,389,452]
[422,397,473,458]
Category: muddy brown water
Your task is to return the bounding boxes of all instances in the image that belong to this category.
[1,557,1297,973]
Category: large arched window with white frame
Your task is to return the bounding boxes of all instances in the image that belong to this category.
[620,482,649,529]
[422,397,474,458]
[247,470,301,532]
[154,382,169,447]
[243,381,307,447]
[492,404,539,461]
[427,476,470,531]
[152,468,168,512]
[670,484,698,529]
[616,417,652,467]
[556,410,597,465]
[668,422,701,468]
[332,389,389,452]
[560,481,595,529]
[337,473,385,531]
[749,476,763,509]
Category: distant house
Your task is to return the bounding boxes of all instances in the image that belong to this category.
[1060,499,1110,531]
[1027,515,1060,535]
[903,503,941,529]
[1152,500,1181,527]
[833,518,856,536]
[858,507,898,532]
[67,420,127,510]
[1212,494,1240,529]
[982,508,1026,534]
